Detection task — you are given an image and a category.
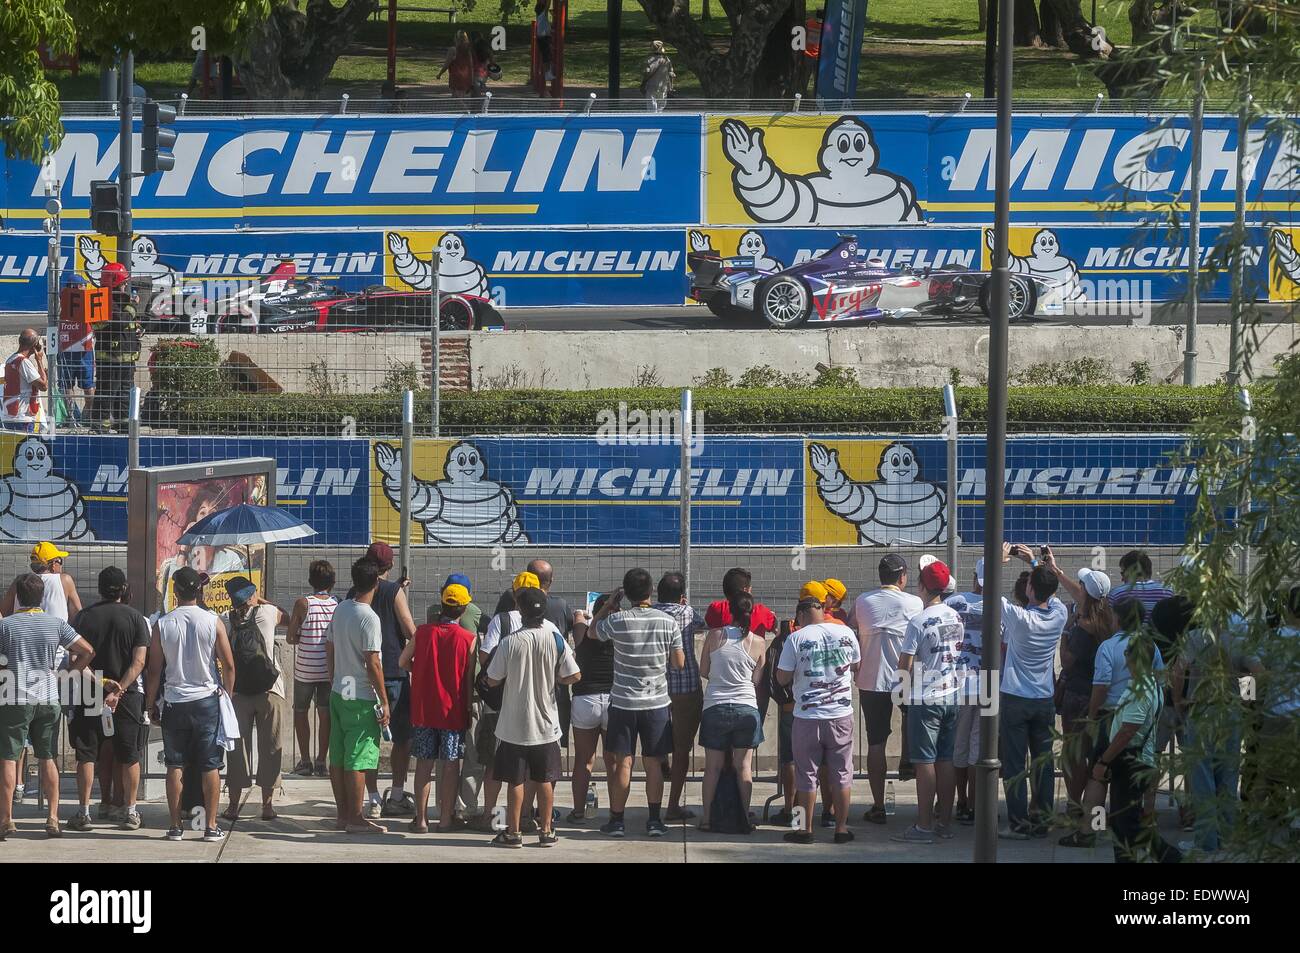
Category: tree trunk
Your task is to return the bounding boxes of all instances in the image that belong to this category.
[1014,0,1044,48]
[753,4,799,98]
[636,0,794,97]
[237,0,379,99]
[1040,0,1109,57]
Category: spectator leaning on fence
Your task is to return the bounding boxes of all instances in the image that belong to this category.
[653,570,702,822]
[144,566,234,844]
[1109,550,1174,618]
[66,567,150,832]
[0,572,96,840]
[944,558,986,826]
[997,544,1069,840]
[593,568,684,838]
[854,554,923,823]
[401,583,477,834]
[287,560,338,777]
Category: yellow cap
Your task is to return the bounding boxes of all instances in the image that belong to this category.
[512,571,540,592]
[31,541,69,562]
[441,584,471,607]
[822,578,847,601]
[798,581,828,604]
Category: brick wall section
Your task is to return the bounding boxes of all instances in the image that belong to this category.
[421,335,470,390]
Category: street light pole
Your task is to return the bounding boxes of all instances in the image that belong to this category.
[1228,67,1250,387]
[118,49,134,273]
[974,0,1014,864]
[1184,57,1203,386]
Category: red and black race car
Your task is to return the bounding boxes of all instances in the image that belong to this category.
[193,262,504,333]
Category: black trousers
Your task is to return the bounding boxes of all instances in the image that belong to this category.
[1109,752,1182,863]
[94,359,135,421]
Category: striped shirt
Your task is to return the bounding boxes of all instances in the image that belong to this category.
[1108,579,1175,622]
[595,606,682,711]
[652,601,700,695]
[294,593,336,683]
[0,609,79,704]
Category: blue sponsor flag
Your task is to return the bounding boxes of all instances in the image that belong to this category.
[816,0,869,100]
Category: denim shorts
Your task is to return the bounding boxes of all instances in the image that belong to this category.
[161,694,223,772]
[907,702,959,764]
[699,703,764,751]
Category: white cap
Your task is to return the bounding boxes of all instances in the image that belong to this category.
[918,554,937,570]
[944,575,957,595]
[1077,567,1112,600]
[974,558,985,587]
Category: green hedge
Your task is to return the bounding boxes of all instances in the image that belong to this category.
[158,385,1237,436]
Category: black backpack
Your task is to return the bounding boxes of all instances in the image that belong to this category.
[709,756,751,834]
[231,607,280,695]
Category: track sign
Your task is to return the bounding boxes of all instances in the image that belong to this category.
[89,179,122,234]
[141,100,177,174]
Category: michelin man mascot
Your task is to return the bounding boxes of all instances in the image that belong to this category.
[720,116,922,225]
[1273,229,1300,285]
[388,232,488,296]
[81,235,179,312]
[374,441,526,545]
[987,227,1084,301]
[688,229,785,271]
[0,437,95,541]
[808,441,946,546]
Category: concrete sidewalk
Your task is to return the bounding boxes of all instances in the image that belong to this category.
[1,777,1178,863]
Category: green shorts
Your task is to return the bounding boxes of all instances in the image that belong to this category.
[329,692,381,772]
[0,703,62,761]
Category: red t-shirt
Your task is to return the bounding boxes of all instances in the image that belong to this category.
[704,599,777,635]
[410,621,476,730]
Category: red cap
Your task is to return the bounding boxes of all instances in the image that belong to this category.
[365,541,394,570]
[101,262,130,290]
[920,560,951,592]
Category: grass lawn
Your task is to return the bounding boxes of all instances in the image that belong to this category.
[43,1,1181,104]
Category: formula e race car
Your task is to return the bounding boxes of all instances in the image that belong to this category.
[189,261,504,333]
[688,236,1065,328]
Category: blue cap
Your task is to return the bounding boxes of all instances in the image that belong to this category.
[443,573,472,594]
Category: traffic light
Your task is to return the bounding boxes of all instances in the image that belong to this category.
[141,100,177,175]
[89,179,124,234]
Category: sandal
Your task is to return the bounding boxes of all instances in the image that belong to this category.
[45,822,63,838]
[410,821,429,834]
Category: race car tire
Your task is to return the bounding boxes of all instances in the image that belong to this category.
[439,296,476,331]
[759,277,811,328]
[979,275,1037,321]
[705,297,749,320]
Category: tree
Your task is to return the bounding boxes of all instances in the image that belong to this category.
[0,0,76,162]
[1013,0,1112,58]
[235,0,380,100]
[635,0,795,98]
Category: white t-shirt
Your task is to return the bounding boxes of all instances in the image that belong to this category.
[156,604,220,704]
[999,596,1068,699]
[487,625,579,746]
[900,602,964,704]
[853,586,923,693]
[777,620,860,720]
[1093,631,1166,708]
[481,609,561,656]
[945,591,984,702]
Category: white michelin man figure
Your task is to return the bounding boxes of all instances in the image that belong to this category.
[720,116,922,225]
[388,232,488,296]
[808,440,946,546]
[80,235,179,303]
[688,229,784,271]
[1273,230,1300,285]
[374,440,526,545]
[0,437,95,542]
[987,227,1084,301]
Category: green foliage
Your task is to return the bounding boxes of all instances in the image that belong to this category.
[1010,357,1114,387]
[1127,360,1153,386]
[0,0,74,161]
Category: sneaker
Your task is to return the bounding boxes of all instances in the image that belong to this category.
[290,759,313,777]
[68,813,94,833]
[381,790,415,817]
[599,818,626,838]
[934,823,955,840]
[313,761,328,777]
[769,808,793,827]
[12,786,24,803]
[202,826,225,843]
[783,830,814,844]
[491,831,523,849]
[165,827,184,841]
[820,811,836,829]
[119,810,142,831]
[999,823,1032,840]
[538,830,559,847]
[891,824,935,844]
[646,818,669,838]
[365,799,383,820]
[833,830,856,844]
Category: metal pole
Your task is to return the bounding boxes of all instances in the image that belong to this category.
[128,386,141,469]
[680,388,692,602]
[1228,67,1250,387]
[1237,388,1252,580]
[1184,57,1203,386]
[975,0,1014,864]
[982,0,998,99]
[943,383,959,576]
[400,390,414,584]
[429,251,441,438]
[118,49,134,273]
[607,0,622,100]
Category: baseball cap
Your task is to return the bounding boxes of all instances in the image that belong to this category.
[364,541,395,570]
[172,566,206,597]
[443,573,472,594]
[920,559,951,592]
[974,558,985,587]
[798,581,828,605]
[514,586,547,617]
[1077,567,1112,600]
[512,571,540,592]
[32,541,69,563]
[224,576,257,606]
[442,583,471,607]
[879,553,908,576]
[98,566,127,596]
[822,578,847,601]
[918,554,937,570]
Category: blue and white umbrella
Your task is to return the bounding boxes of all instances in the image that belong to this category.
[177,504,315,547]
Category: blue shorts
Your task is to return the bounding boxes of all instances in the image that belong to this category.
[606,704,673,759]
[161,694,224,772]
[907,702,959,764]
[699,703,764,751]
[384,677,412,745]
[411,726,466,761]
[57,351,95,390]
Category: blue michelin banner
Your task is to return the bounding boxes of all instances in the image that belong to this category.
[3,115,703,230]
[816,0,870,100]
[2,432,1196,548]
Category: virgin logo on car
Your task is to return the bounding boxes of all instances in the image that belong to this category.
[813,283,879,320]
